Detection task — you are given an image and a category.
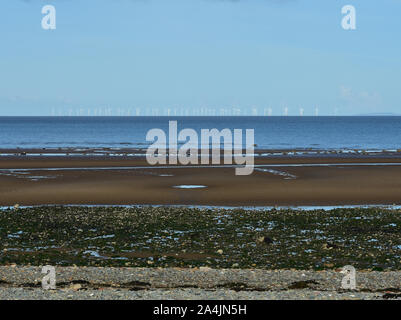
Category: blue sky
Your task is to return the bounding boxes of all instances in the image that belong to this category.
[0,0,400,116]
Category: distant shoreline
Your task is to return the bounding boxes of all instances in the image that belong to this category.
[2,147,401,158]
[2,115,401,117]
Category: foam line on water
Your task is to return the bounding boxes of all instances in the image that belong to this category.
[1,162,401,172]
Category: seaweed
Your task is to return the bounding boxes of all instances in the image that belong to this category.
[0,206,400,270]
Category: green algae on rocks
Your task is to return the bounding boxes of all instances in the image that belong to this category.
[0,206,400,270]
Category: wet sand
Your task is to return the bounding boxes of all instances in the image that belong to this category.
[1,153,401,206]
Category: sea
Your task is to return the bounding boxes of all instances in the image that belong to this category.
[0,116,400,151]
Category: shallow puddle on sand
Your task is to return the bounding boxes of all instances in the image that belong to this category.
[173,185,207,189]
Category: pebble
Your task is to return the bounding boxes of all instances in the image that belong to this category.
[0,266,399,300]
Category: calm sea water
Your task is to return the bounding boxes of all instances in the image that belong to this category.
[0,116,400,151]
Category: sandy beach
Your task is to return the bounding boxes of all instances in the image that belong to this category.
[1,151,401,206]
[0,266,400,300]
